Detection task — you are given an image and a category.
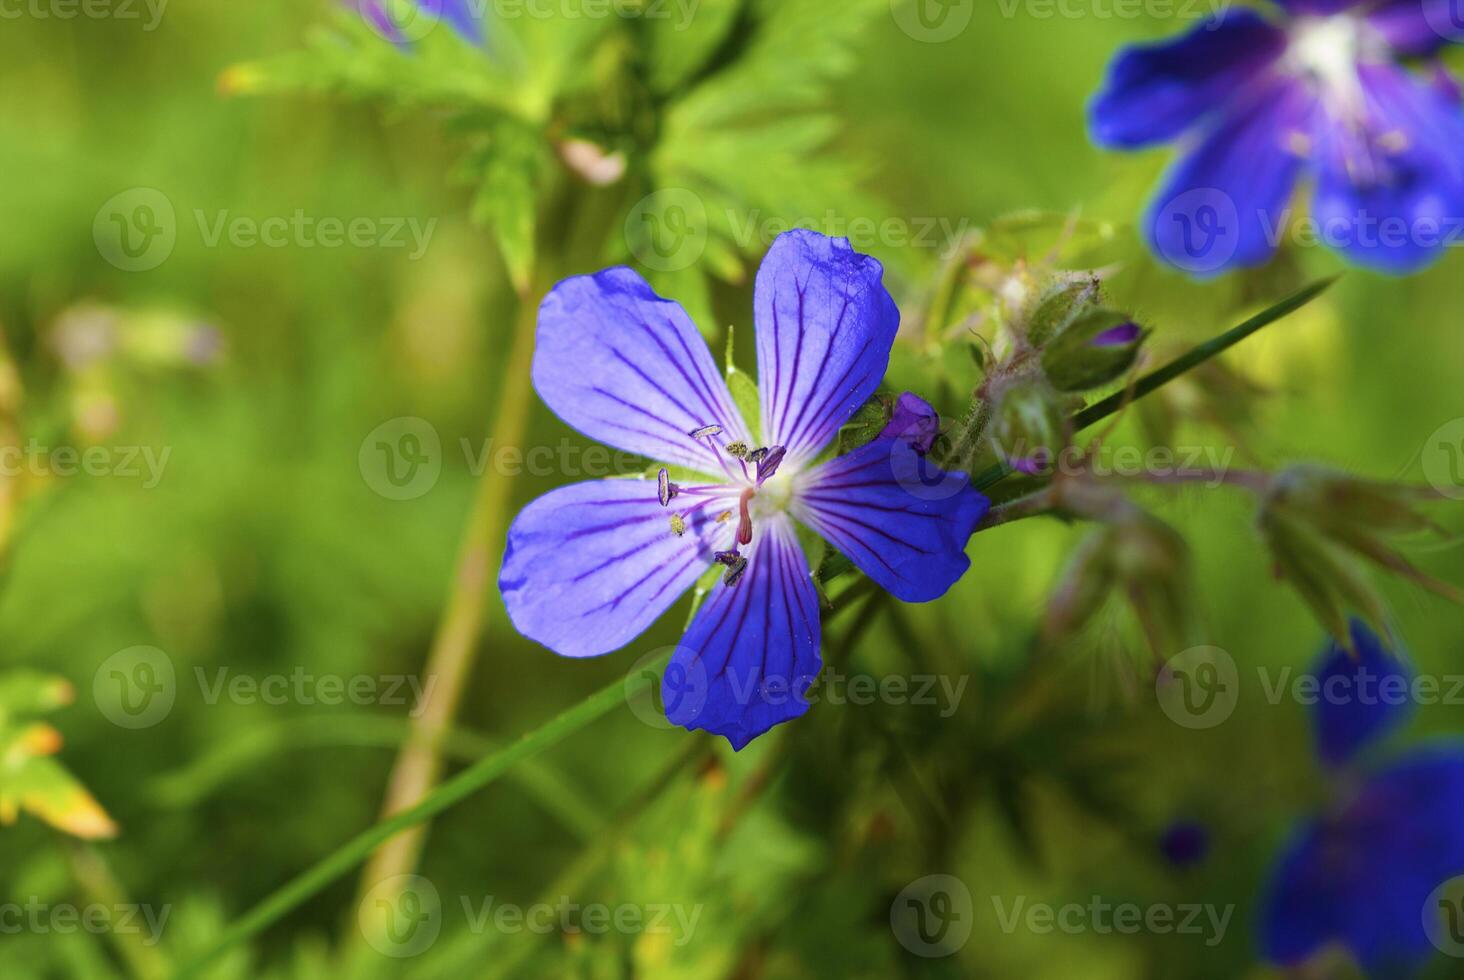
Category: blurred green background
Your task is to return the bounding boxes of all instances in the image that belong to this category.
[1,1,1462,977]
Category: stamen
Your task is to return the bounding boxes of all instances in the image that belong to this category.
[688,424,723,440]
[715,510,733,523]
[746,447,768,464]
[725,441,749,459]
[714,549,740,566]
[723,553,749,587]
[657,468,679,507]
[756,445,787,483]
[669,513,687,537]
[737,488,755,546]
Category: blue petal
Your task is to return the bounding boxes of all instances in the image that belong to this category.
[795,438,989,602]
[1311,620,1412,768]
[753,230,901,464]
[1260,744,1464,972]
[1088,10,1287,149]
[1312,63,1464,274]
[500,479,737,658]
[1146,76,1313,275]
[1368,0,1464,57]
[533,269,753,476]
[664,517,820,749]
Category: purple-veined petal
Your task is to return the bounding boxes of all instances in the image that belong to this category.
[664,517,820,750]
[1088,10,1288,149]
[1260,744,1464,972]
[534,268,751,476]
[753,230,900,465]
[500,478,737,658]
[1311,61,1464,273]
[1146,75,1315,275]
[1310,620,1412,767]
[795,438,990,603]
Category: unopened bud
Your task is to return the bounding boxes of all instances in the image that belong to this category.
[1025,276,1100,347]
[989,376,1069,475]
[1041,309,1146,392]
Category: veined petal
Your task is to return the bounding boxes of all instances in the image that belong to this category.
[1088,10,1288,149]
[1312,62,1464,273]
[795,438,990,603]
[500,478,737,658]
[1146,75,1314,275]
[1261,744,1464,972]
[753,230,900,464]
[1310,620,1412,767]
[665,517,820,750]
[534,269,751,475]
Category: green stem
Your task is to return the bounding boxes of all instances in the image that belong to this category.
[969,276,1338,492]
[173,652,669,980]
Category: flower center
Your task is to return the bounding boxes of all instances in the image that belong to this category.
[1285,15,1380,117]
[658,426,791,586]
[752,470,796,518]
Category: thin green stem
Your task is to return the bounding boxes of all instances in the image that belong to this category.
[173,652,669,980]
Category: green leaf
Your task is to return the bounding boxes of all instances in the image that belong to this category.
[725,326,763,442]
[835,394,890,455]
[644,0,745,93]
[464,118,552,295]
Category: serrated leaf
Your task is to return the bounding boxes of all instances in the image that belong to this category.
[466,118,551,294]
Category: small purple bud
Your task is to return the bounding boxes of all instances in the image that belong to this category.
[880,392,940,456]
[1089,321,1142,348]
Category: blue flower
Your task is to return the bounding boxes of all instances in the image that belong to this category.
[499,230,990,749]
[1090,2,1464,275]
[1259,620,1464,974]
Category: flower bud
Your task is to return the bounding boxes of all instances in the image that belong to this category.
[1024,276,1099,347]
[988,376,1069,475]
[1041,308,1146,392]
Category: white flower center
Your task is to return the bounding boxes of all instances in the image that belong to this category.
[752,469,797,518]
[1285,15,1381,119]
